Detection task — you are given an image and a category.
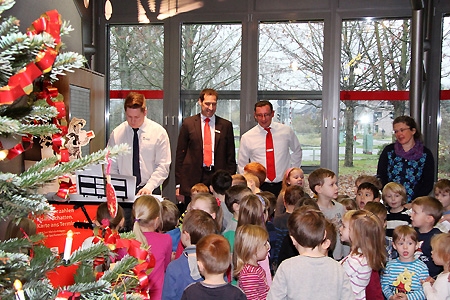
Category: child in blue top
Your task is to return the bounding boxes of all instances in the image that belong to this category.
[272,185,303,269]
[381,225,428,300]
[162,209,219,300]
[161,200,181,259]
[433,179,450,232]
[410,196,444,278]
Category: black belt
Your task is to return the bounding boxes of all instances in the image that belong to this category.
[202,165,215,172]
[263,181,281,186]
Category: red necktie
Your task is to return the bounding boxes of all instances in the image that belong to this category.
[265,127,276,181]
[204,118,212,167]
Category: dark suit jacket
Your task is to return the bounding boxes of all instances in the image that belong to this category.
[175,114,236,196]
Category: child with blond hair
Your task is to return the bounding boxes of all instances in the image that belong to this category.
[133,195,172,300]
[421,232,450,299]
[341,210,387,300]
[178,183,210,226]
[244,173,262,193]
[243,161,267,188]
[190,192,223,232]
[236,194,272,286]
[234,224,270,300]
[382,182,411,238]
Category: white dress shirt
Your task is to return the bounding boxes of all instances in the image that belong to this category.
[238,121,302,182]
[108,117,171,192]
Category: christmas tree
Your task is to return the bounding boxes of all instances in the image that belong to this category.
[0,1,147,299]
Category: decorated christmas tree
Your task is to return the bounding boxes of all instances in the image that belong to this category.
[0,1,149,299]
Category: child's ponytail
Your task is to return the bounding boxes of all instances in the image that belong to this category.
[132,195,162,246]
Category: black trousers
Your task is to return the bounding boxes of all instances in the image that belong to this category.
[260,181,282,198]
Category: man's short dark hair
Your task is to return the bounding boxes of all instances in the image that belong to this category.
[254,100,273,112]
[199,88,218,102]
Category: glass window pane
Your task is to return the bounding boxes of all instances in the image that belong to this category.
[259,22,324,91]
[262,99,322,167]
[180,23,242,156]
[108,25,164,135]
[339,19,411,197]
[258,21,324,181]
[181,24,241,90]
[109,25,164,90]
[439,16,450,178]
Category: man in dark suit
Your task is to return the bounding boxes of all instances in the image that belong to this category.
[175,89,236,205]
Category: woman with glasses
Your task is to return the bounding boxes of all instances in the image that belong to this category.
[377,116,435,203]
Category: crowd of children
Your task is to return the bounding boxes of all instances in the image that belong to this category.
[12,164,450,300]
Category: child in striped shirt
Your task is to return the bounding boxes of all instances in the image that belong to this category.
[340,210,387,300]
[382,182,411,239]
[234,224,270,300]
[381,225,428,300]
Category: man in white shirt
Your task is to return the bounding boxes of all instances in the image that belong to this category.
[238,100,302,197]
[108,92,171,196]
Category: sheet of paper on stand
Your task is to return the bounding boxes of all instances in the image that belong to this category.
[65,164,137,203]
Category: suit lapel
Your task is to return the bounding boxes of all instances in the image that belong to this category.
[214,116,221,150]
[194,113,202,142]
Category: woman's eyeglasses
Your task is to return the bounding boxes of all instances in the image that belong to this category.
[393,127,411,134]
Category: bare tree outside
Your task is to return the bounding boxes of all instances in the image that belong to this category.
[181,23,241,117]
[257,19,410,172]
[109,25,165,132]
[107,18,450,181]
[258,22,324,166]
[341,19,410,169]
[109,23,242,132]
[259,22,323,91]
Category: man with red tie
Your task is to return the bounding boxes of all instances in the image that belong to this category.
[238,101,302,197]
[175,89,236,205]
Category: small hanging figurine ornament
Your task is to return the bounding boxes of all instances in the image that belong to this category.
[66,117,95,160]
